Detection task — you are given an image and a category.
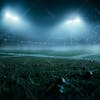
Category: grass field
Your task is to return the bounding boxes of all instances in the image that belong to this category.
[0,49,90,57]
[0,49,100,100]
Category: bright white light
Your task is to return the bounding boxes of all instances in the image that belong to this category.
[12,16,19,21]
[62,16,85,34]
[66,17,81,24]
[67,20,73,24]
[6,12,12,18]
[73,18,81,23]
[5,12,19,22]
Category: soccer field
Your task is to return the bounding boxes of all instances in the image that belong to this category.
[0,45,100,100]
[0,47,100,62]
[0,48,100,100]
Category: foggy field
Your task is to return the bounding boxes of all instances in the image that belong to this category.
[0,45,100,61]
[1,0,100,99]
[0,55,100,100]
[0,46,100,100]
[0,49,89,59]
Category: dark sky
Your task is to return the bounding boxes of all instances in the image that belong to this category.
[1,0,100,27]
[0,0,100,45]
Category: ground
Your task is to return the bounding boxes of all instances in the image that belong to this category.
[0,48,100,100]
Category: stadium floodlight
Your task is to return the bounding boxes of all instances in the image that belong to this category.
[73,17,81,23]
[67,20,73,24]
[5,12,19,22]
[66,17,81,25]
[63,16,85,35]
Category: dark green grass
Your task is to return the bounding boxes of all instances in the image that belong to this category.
[0,50,90,57]
[0,56,100,100]
[83,54,100,59]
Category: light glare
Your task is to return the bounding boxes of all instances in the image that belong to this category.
[67,20,73,24]
[66,17,81,24]
[6,12,12,18]
[5,12,19,22]
[74,18,81,23]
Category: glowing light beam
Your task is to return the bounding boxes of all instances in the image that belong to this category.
[66,17,81,25]
[5,12,19,22]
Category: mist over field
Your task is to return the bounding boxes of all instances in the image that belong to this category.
[0,0,100,100]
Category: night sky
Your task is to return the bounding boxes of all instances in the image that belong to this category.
[0,0,100,46]
[1,0,100,26]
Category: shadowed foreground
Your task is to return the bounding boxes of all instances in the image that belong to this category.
[0,57,100,100]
